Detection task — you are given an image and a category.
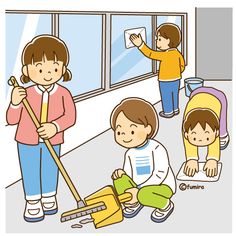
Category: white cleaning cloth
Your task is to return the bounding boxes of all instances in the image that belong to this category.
[124,27,146,49]
[176,162,222,182]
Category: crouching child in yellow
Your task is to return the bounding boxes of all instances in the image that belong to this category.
[182,87,229,178]
[110,98,176,223]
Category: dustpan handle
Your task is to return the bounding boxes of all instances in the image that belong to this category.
[118,192,132,203]
[8,76,83,203]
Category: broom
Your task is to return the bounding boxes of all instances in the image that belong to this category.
[8,76,106,222]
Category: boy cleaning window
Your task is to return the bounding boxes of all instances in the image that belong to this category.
[130,23,185,118]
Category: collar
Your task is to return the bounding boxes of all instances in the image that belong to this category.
[135,140,150,150]
[167,48,177,52]
[35,83,58,95]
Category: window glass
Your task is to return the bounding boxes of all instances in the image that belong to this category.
[5,14,51,96]
[111,15,152,86]
[5,13,186,100]
[59,14,103,96]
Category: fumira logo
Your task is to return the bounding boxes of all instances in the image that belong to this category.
[179,183,205,191]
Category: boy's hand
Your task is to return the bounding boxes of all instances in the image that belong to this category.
[11,87,27,106]
[130,34,143,47]
[124,187,139,205]
[203,159,218,177]
[111,169,126,180]
[37,123,58,139]
[184,159,199,177]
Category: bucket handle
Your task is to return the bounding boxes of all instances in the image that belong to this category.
[187,83,193,93]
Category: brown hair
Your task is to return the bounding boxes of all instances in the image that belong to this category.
[110,98,158,139]
[156,23,181,48]
[183,109,220,133]
[21,34,71,83]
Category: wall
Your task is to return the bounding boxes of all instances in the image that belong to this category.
[2,1,196,187]
[196,8,232,80]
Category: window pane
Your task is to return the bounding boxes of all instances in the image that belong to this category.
[59,15,103,96]
[111,15,152,86]
[156,16,182,70]
[5,14,51,96]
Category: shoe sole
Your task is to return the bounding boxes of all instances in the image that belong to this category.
[44,208,58,215]
[24,216,44,223]
[220,142,229,150]
[151,206,174,223]
[159,113,174,118]
[123,205,144,218]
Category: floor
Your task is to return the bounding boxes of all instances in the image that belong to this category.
[6,81,232,233]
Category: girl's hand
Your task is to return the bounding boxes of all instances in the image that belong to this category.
[129,34,143,47]
[11,87,27,106]
[111,169,126,180]
[37,123,58,139]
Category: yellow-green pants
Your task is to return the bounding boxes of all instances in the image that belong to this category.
[114,174,173,209]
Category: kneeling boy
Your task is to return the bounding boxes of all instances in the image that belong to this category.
[110,98,176,223]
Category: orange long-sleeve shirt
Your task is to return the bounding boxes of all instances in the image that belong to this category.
[139,43,185,81]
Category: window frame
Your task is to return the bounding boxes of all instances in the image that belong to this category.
[5,10,188,103]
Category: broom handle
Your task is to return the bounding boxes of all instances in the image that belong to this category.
[9,76,83,203]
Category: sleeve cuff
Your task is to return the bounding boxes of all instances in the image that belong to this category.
[206,156,219,161]
[187,156,199,161]
[52,121,60,133]
[10,103,22,109]
[138,42,145,49]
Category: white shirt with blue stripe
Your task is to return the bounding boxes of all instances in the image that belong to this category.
[124,139,176,193]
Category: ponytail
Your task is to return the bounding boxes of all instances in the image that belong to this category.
[63,68,72,82]
[20,74,31,84]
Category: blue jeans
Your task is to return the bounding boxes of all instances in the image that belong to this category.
[17,142,60,201]
[159,80,180,114]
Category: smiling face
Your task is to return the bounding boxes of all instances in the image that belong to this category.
[23,55,65,86]
[184,123,219,147]
[156,32,170,51]
[114,112,152,148]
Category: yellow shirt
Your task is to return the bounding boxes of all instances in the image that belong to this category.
[183,93,221,161]
[139,43,185,81]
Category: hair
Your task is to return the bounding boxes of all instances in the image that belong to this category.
[156,23,181,48]
[183,109,220,133]
[110,98,159,139]
[20,34,71,83]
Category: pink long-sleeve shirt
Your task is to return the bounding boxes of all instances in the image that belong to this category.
[6,83,76,145]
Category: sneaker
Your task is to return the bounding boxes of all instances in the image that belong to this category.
[220,135,230,150]
[174,109,180,116]
[151,201,174,223]
[42,196,58,215]
[123,202,144,218]
[24,200,44,222]
[159,111,174,118]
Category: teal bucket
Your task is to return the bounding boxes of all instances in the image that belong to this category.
[184,77,204,97]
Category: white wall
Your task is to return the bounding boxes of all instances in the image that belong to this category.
[2,0,196,187]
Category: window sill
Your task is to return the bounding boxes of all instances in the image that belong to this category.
[73,72,158,103]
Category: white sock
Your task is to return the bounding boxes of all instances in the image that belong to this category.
[28,200,40,204]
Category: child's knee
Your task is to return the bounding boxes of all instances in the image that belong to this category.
[114,174,129,184]
[113,174,134,195]
[137,187,152,205]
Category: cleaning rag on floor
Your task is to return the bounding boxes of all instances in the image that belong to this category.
[176,162,222,182]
